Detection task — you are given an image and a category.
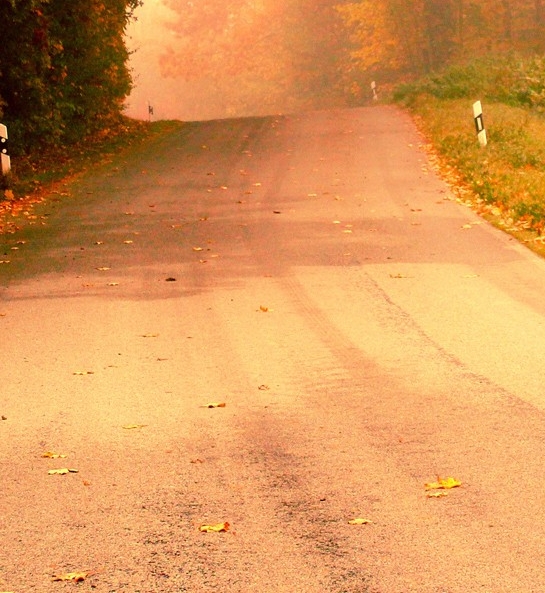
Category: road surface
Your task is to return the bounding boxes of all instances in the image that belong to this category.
[2,106,545,592]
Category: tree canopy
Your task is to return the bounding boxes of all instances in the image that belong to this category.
[337,0,545,77]
[0,0,140,154]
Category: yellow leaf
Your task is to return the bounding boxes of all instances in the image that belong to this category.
[48,468,78,475]
[427,491,449,498]
[425,476,462,490]
[199,522,229,533]
[95,267,111,271]
[205,402,226,408]
[42,451,67,459]
[348,518,372,525]
[122,424,147,430]
[259,305,269,312]
[52,571,89,582]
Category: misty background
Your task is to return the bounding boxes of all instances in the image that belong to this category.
[124,0,351,122]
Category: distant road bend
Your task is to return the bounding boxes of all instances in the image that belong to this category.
[3,106,545,592]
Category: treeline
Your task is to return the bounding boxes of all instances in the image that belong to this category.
[0,0,140,156]
[338,0,545,77]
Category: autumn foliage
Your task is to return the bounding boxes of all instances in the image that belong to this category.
[337,0,545,78]
[158,0,350,115]
[0,0,140,155]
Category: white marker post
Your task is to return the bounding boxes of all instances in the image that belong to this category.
[473,101,487,147]
[0,124,10,175]
[371,81,378,101]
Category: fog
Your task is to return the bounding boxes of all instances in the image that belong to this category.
[124,0,348,122]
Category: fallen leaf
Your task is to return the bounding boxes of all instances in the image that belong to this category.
[199,522,229,533]
[191,458,205,464]
[123,240,134,244]
[52,571,89,582]
[107,282,119,287]
[192,247,203,252]
[95,267,111,271]
[141,333,159,338]
[122,424,147,430]
[259,305,269,312]
[389,273,411,279]
[48,468,79,475]
[42,451,67,459]
[73,371,94,375]
[427,491,449,498]
[348,518,372,525]
[204,402,226,408]
[425,476,462,490]
[258,385,270,391]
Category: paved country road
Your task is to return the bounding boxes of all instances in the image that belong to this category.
[2,106,545,593]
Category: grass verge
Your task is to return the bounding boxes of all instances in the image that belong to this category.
[395,55,545,258]
[0,118,183,235]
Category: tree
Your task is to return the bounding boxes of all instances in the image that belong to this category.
[158,0,349,115]
[0,0,140,154]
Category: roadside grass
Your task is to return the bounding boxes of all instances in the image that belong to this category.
[395,56,545,257]
[0,118,184,234]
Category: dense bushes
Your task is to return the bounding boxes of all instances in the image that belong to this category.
[0,0,140,156]
[394,54,545,111]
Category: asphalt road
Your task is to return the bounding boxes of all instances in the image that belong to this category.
[2,106,545,592]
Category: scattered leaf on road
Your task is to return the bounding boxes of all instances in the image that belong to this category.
[52,571,89,582]
[427,491,449,498]
[141,333,159,338]
[48,468,79,475]
[122,424,147,430]
[425,476,462,490]
[95,267,111,271]
[73,371,94,375]
[204,402,226,408]
[192,247,203,252]
[199,522,230,533]
[258,385,270,391]
[259,305,269,312]
[42,451,67,459]
[348,518,372,525]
